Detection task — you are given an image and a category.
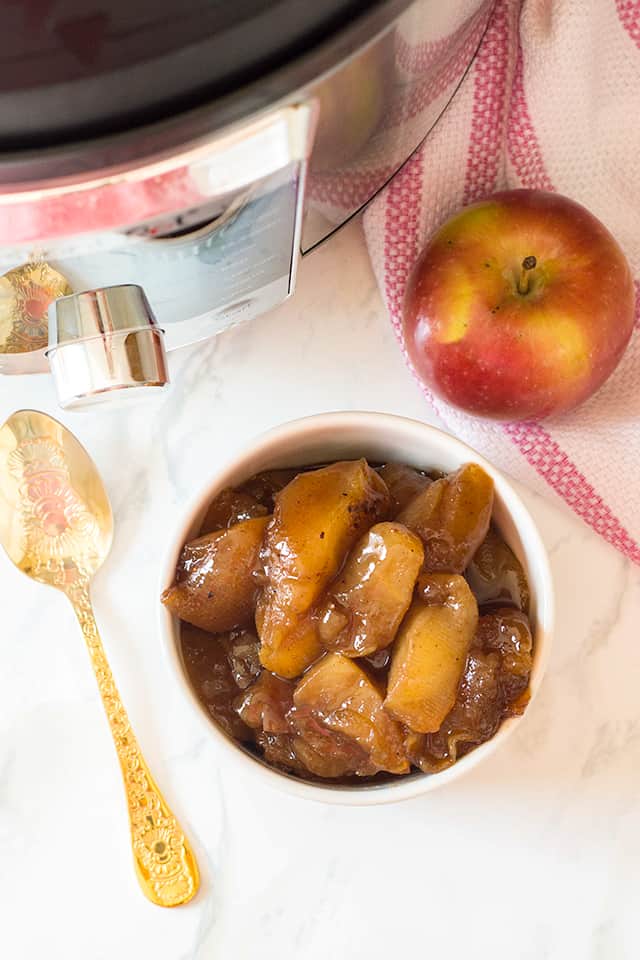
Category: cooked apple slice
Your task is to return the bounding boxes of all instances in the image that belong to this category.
[405,648,502,773]
[293,653,409,774]
[255,603,322,681]
[257,460,390,677]
[475,607,533,708]
[255,732,309,776]
[292,723,377,779]
[466,527,530,612]
[377,463,432,514]
[199,487,268,535]
[318,521,423,657]
[236,671,295,734]
[397,463,494,573]
[162,516,269,633]
[384,573,478,733]
[238,469,298,509]
[405,608,534,772]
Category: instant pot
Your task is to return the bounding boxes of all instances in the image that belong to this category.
[0,0,492,407]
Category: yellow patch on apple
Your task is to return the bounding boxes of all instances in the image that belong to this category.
[433,264,474,344]
[535,313,591,381]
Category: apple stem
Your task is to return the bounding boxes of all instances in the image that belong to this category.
[517,256,537,296]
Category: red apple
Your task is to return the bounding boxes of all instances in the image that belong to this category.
[402,189,636,420]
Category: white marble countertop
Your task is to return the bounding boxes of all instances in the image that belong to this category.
[1,220,639,959]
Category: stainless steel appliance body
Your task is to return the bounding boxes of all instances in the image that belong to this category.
[0,0,493,402]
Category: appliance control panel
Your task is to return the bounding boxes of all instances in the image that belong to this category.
[0,104,313,375]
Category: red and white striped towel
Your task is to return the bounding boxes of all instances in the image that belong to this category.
[364,0,640,565]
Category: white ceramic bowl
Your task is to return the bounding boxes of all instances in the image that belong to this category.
[160,412,554,805]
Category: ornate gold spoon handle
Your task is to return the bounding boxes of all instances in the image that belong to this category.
[67,582,199,907]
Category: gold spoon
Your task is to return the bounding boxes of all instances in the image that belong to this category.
[0,409,199,907]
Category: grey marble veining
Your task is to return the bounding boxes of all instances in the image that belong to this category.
[0,220,639,959]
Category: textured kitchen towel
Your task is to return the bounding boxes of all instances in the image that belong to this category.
[363,0,640,564]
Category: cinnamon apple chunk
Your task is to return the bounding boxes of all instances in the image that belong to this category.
[255,604,322,681]
[466,526,530,613]
[318,521,424,657]
[162,516,269,633]
[293,653,409,774]
[377,463,432,514]
[199,487,268,535]
[384,573,478,733]
[236,671,295,734]
[257,460,390,677]
[397,463,493,573]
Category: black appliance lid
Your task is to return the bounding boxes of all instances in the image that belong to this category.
[0,0,388,150]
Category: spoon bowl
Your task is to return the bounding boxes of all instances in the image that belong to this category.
[0,410,111,587]
[0,409,199,907]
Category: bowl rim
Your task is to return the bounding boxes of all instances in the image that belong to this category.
[158,411,554,805]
